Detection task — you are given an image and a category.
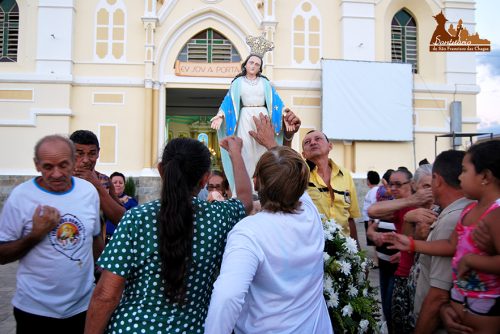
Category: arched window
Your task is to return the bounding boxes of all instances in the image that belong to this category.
[391,9,418,73]
[94,0,126,62]
[292,1,321,67]
[177,29,240,63]
[0,0,19,62]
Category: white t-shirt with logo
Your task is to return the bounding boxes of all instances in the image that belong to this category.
[0,177,100,318]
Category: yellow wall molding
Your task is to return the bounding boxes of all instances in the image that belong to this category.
[292,96,321,107]
[0,89,34,102]
[92,92,125,104]
[0,108,72,127]
[413,98,446,110]
[98,124,117,164]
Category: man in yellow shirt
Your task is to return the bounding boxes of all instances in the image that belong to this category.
[302,130,360,241]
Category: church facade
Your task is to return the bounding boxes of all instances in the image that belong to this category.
[0,0,480,178]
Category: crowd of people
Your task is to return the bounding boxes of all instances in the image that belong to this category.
[0,49,499,334]
[363,141,500,334]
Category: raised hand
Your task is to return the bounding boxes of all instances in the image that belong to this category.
[283,108,301,134]
[219,136,243,156]
[411,187,434,207]
[73,168,100,188]
[249,113,277,149]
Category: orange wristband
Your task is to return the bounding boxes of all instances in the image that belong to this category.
[408,236,415,253]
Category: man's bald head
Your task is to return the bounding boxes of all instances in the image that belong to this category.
[34,135,76,163]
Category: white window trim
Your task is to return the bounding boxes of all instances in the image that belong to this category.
[94,0,127,63]
[292,1,321,68]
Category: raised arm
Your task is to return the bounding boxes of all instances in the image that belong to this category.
[249,110,301,149]
[249,113,278,149]
[368,188,433,220]
[282,108,301,148]
[219,137,253,214]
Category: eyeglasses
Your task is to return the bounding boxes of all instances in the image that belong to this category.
[207,184,223,191]
[389,180,411,188]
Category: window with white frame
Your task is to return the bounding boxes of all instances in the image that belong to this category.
[391,9,418,73]
[292,1,321,67]
[95,0,126,62]
[0,0,19,62]
[177,29,241,63]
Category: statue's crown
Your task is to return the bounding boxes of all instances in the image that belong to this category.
[245,33,274,58]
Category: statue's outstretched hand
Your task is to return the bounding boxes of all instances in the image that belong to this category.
[210,115,223,130]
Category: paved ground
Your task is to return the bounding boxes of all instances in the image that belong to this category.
[0,222,381,332]
[0,262,17,334]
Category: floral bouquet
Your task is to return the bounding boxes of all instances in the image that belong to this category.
[322,218,381,333]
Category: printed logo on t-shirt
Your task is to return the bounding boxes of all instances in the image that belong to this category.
[49,214,86,263]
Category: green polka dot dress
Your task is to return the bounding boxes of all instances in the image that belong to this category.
[97,198,246,334]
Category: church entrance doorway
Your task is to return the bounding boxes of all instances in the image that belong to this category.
[165,88,226,169]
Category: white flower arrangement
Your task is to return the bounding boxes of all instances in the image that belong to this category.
[322,218,381,333]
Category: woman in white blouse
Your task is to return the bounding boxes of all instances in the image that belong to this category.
[204,146,333,334]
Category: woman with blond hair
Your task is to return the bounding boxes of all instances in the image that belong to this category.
[205,146,333,334]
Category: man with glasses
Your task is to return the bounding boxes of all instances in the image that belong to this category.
[301,130,360,241]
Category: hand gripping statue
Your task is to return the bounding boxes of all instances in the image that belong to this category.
[211,34,294,195]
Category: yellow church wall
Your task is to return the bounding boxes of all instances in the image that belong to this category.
[355,141,415,173]
[69,86,146,174]
[73,64,145,78]
[0,83,71,123]
[73,0,145,77]
[0,116,71,173]
[0,0,481,178]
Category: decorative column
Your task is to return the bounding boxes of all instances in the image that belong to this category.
[261,0,277,79]
[142,0,158,168]
[143,80,153,168]
[343,140,355,172]
[151,82,161,166]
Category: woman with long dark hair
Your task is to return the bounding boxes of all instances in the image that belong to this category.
[84,137,252,333]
